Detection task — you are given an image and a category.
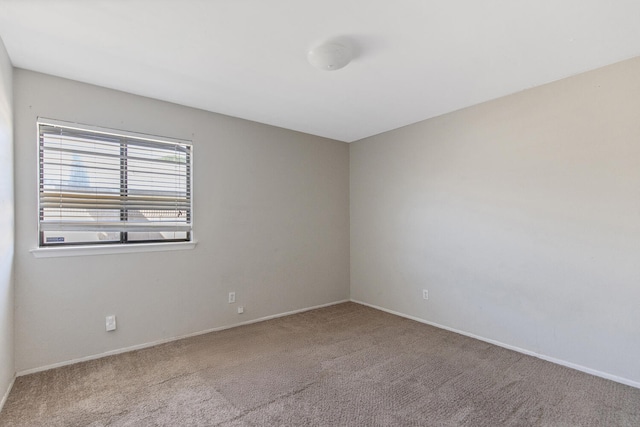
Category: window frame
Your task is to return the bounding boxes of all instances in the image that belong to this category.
[35,118,194,252]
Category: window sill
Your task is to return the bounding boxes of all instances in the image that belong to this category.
[30,241,197,258]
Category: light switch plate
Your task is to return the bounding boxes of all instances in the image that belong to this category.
[106,315,117,331]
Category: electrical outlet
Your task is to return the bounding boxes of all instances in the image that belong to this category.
[237,306,244,314]
[105,315,117,332]
[228,292,236,304]
[422,289,429,300]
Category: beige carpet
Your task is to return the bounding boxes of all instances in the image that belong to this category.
[1,302,639,426]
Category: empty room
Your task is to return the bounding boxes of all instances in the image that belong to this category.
[1,1,639,426]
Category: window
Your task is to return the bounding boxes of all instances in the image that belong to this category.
[38,119,192,247]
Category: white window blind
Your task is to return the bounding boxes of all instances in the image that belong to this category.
[38,120,192,246]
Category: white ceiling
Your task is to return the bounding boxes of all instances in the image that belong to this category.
[1,1,640,142]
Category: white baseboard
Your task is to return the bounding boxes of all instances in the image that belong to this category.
[352,299,640,390]
[17,299,350,377]
[0,375,15,413]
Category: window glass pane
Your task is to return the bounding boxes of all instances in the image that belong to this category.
[41,135,120,194]
[41,208,122,224]
[42,230,120,245]
[126,209,188,227]
[127,231,187,242]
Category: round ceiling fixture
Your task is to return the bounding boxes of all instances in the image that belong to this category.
[307,42,353,71]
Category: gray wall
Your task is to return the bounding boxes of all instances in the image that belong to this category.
[351,57,640,385]
[0,39,14,407]
[9,55,640,386]
[13,70,350,372]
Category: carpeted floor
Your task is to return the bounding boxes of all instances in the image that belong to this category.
[1,302,639,426]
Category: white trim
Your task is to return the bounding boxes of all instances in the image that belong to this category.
[30,240,197,258]
[351,299,640,390]
[17,299,349,377]
[0,375,15,413]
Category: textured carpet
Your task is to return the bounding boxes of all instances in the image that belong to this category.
[1,302,639,426]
